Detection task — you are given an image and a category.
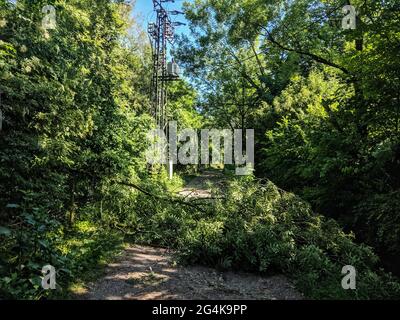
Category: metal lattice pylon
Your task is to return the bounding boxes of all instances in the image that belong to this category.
[148,0,173,131]
[148,0,183,132]
[148,0,184,178]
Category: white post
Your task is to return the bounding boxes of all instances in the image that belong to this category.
[169,159,173,179]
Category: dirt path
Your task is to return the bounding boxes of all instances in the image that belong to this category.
[78,245,302,300]
[78,169,303,300]
[178,169,224,198]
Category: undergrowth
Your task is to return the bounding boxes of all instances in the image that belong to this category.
[2,172,399,299]
[130,175,400,299]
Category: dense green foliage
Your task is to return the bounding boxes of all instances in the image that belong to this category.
[177,0,400,273]
[0,0,152,298]
[1,0,399,300]
[127,175,400,299]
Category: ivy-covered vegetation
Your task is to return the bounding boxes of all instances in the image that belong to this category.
[1,0,399,300]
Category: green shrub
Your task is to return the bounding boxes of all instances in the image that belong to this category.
[164,177,400,299]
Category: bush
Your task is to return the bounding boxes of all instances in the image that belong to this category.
[149,177,400,299]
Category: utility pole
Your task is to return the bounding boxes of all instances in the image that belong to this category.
[148,0,183,179]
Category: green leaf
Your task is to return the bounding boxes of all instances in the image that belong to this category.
[0,226,12,236]
[5,203,19,209]
[38,240,49,248]
[2,277,12,284]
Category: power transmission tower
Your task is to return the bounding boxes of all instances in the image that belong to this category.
[148,0,182,131]
[148,0,183,177]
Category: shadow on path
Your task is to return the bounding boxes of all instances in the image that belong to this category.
[77,245,303,300]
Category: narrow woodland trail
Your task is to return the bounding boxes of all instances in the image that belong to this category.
[77,170,303,300]
[178,169,224,198]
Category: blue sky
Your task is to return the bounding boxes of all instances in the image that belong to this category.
[132,0,191,39]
